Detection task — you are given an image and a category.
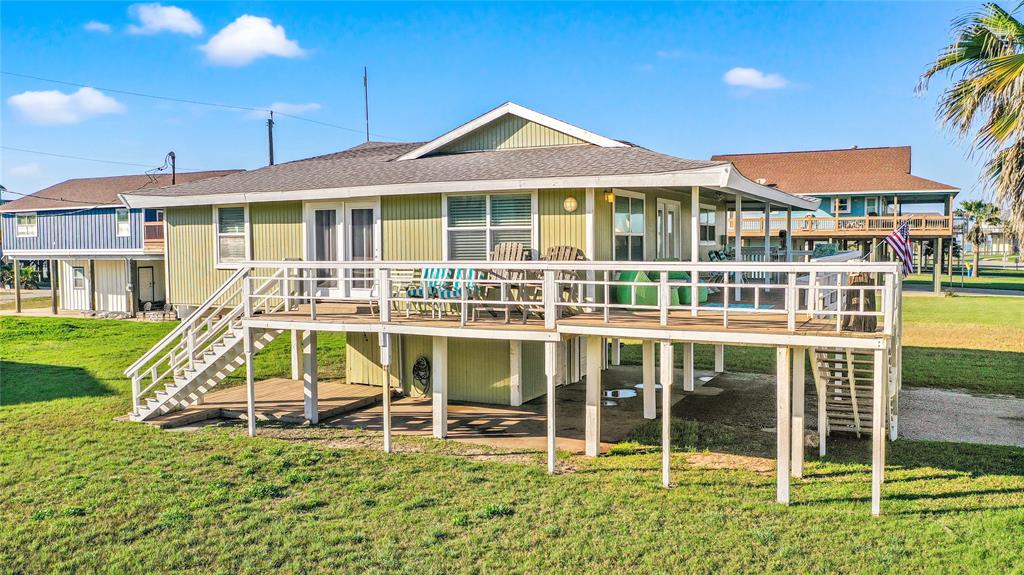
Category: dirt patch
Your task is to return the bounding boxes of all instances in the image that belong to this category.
[683,452,775,474]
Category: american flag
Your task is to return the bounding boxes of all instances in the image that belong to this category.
[884,220,913,276]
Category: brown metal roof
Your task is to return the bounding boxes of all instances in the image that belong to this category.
[710,146,957,194]
[0,170,242,212]
[124,141,724,199]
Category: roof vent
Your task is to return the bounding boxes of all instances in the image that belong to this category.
[756,178,768,185]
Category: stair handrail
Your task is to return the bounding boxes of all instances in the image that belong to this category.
[125,266,250,377]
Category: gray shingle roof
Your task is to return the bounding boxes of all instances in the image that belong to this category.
[126,142,724,199]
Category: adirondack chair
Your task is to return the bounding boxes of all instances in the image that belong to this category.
[535,245,586,321]
[475,242,529,322]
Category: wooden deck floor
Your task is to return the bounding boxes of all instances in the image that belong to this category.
[146,378,388,429]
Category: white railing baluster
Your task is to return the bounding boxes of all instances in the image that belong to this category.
[787,272,797,331]
[603,271,610,323]
[659,272,669,326]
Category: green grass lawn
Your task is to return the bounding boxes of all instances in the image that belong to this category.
[905,267,1024,292]
[620,295,1024,397]
[0,296,52,312]
[2,316,1024,573]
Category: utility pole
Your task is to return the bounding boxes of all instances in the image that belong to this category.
[168,151,176,184]
[363,66,370,142]
[267,111,275,166]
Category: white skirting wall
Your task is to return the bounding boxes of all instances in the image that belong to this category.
[58,258,166,313]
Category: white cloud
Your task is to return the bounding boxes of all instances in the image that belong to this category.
[656,49,684,60]
[8,162,43,178]
[201,15,306,67]
[7,87,125,125]
[245,102,322,119]
[84,21,111,33]
[127,3,202,36]
[723,67,789,90]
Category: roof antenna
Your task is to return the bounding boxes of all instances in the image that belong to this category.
[168,151,176,184]
[267,111,275,166]
[363,66,370,143]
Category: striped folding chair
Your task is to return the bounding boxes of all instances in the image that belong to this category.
[436,268,480,318]
[406,267,451,318]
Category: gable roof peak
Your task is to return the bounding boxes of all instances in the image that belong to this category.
[395,101,627,161]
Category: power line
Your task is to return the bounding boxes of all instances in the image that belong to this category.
[2,146,207,171]
[1,70,402,140]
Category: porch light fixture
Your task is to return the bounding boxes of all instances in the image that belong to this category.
[562,196,578,213]
[604,190,615,203]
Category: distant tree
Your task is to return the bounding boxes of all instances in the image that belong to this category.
[0,261,39,289]
[957,200,1003,274]
[920,3,1024,236]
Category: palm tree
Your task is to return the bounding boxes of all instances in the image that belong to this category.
[956,200,1002,274]
[920,3,1024,235]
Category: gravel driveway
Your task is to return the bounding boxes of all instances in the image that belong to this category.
[900,387,1024,447]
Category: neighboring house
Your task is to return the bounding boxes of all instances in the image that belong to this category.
[711,147,959,261]
[0,171,238,315]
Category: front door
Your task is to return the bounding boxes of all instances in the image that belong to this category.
[345,203,378,298]
[307,202,379,298]
[310,204,344,297]
[138,266,155,303]
[656,199,681,260]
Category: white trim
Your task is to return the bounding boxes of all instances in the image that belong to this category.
[612,188,645,261]
[2,249,157,258]
[213,204,251,270]
[115,208,131,238]
[698,202,718,246]
[655,197,682,260]
[71,265,87,290]
[809,188,959,197]
[15,212,37,237]
[832,197,851,214]
[395,102,628,161]
[441,191,538,260]
[0,204,105,214]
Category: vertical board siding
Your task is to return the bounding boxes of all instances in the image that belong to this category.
[251,202,303,260]
[400,334,433,397]
[594,188,613,260]
[538,189,587,254]
[521,340,547,402]
[381,194,442,261]
[346,332,386,387]
[1,208,143,252]
[439,116,586,154]
[165,206,232,307]
[60,259,90,311]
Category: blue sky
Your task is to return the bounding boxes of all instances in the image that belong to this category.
[1,1,985,205]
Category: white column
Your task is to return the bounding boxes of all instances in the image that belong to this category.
[545,340,558,474]
[585,336,602,457]
[763,202,772,267]
[791,346,806,478]
[509,340,523,406]
[734,193,743,300]
[380,333,392,453]
[290,330,302,380]
[776,346,792,505]
[682,342,694,392]
[432,336,448,439]
[660,340,674,488]
[714,344,725,373]
[642,340,656,419]
[244,328,256,437]
[610,338,621,366]
[690,186,700,262]
[817,354,828,458]
[302,331,319,424]
[871,348,886,516]
[785,207,794,261]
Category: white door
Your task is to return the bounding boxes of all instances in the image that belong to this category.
[138,266,156,303]
[345,203,379,298]
[656,199,681,260]
[309,203,345,298]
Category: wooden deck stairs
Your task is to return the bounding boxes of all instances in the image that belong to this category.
[810,347,879,438]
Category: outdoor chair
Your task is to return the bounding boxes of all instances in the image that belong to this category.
[406,267,451,318]
[436,267,481,319]
[534,245,586,321]
[474,241,530,322]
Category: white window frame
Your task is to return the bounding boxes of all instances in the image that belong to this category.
[115,208,131,237]
[213,204,251,269]
[655,198,682,259]
[441,191,538,261]
[613,189,646,261]
[16,212,37,238]
[72,266,86,290]
[698,203,718,246]
[833,197,851,214]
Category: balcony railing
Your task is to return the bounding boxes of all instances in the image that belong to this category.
[143,221,165,253]
[726,214,953,237]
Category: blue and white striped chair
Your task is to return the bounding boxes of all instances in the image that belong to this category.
[437,268,481,320]
[406,267,451,317]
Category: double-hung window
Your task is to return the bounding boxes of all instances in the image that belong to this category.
[72,266,86,290]
[446,194,533,260]
[16,213,37,237]
[115,208,131,237]
[614,193,645,261]
[699,207,717,244]
[216,206,248,265]
[832,197,851,214]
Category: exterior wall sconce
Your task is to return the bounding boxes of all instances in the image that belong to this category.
[604,190,615,203]
[562,196,578,213]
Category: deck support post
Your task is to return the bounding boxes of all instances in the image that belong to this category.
[812,348,827,457]
[380,333,392,453]
[50,259,58,315]
[642,340,656,419]
[13,259,21,313]
[290,330,302,380]
[585,336,602,457]
[776,346,792,505]
[734,194,743,301]
[933,238,943,294]
[545,340,558,474]
[714,344,725,373]
[244,327,256,437]
[763,203,771,284]
[871,348,887,516]
[682,342,694,391]
[302,331,318,424]
[610,338,620,366]
[510,340,523,406]
[432,336,448,439]
[791,346,806,478]
[660,340,674,488]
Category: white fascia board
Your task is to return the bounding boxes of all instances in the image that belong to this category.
[820,188,960,196]
[721,167,820,211]
[119,168,730,208]
[2,249,160,260]
[0,205,105,214]
[395,102,628,161]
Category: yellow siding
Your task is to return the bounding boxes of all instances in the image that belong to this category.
[521,341,547,402]
[345,331,400,389]
[165,206,233,306]
[594,188,613,260]
[251,202,303,260]
[439,116,586,154]
[382,194,442,261]
[399,334,433,397]
[538,189,587,254]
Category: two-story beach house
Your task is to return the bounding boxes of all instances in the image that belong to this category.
[121,103,905,515]
[0,171,237,315]
[712,147,959,276]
